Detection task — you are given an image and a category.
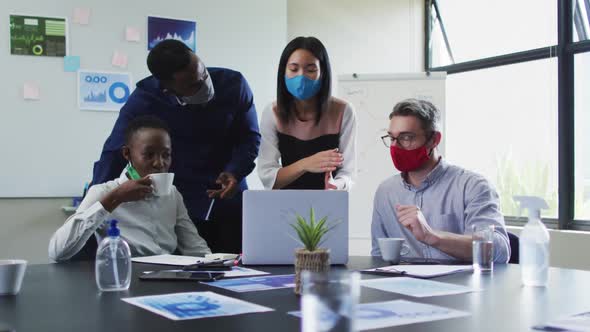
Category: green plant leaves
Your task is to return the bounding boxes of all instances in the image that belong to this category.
[290,207,337,252]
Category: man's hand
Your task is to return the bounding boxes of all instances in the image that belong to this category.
[395,205,439,246]
[101,176,153,212]
[207,172,239,199]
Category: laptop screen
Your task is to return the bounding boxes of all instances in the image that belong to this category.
[242,190,349,265]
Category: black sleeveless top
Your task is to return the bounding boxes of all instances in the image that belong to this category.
[277,132,340,189]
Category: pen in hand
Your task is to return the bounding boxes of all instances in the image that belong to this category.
[205,198,215,221]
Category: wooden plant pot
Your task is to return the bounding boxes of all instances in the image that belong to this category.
[294,248,330,295]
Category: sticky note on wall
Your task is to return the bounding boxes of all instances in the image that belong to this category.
[64,56,80,72]
[126,27,141,42]
[111,50,128,68]
[73,7,91,25]
[23,82,40,100]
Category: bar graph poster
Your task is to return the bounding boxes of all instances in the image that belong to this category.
[147,16,196,51]
[10,14,67,57]
[78,70,133,112]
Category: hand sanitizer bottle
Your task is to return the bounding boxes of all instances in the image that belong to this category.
[95,220,131,291]
[513,196,550,287]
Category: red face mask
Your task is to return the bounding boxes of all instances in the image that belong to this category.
[390,145,431,172]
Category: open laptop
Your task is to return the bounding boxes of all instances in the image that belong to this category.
[242,190,349,265]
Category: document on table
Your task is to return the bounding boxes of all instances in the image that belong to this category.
[533,311,590,331]
[203,274,295,292]
[363,264,473,278]
[142,266,270,278]
[361,277,479,297]
[132,254,213,266]
[288,299,469,330]
[123,291,273,320]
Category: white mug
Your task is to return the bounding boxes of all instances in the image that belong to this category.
[149,173,175,196]
[0,259,27,296]
[378,238,410,264]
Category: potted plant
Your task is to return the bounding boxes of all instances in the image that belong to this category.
[291,207,339,295]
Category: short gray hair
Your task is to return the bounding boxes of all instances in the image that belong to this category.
[389,99,441,133]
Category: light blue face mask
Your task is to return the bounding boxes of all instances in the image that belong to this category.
[285,75,322,100]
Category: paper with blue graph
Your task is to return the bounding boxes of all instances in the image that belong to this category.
[203,274,295,292]
[289,299,469,330]
[361,277,479,297]
[78,70,132,111]
[533,311,590,331]
[122,291,273,320]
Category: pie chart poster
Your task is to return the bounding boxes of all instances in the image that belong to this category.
[78,70,133,112]
[10,14,67,57]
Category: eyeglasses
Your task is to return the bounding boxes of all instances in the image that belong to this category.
[381,133,430,149]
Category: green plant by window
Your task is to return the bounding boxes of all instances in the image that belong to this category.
[496,152,558,217]
[290,207,339,252]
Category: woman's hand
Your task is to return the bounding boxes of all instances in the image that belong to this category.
[324,172,337,190]
[301,149,343,173]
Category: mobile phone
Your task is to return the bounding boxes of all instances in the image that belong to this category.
[139,270,225,281]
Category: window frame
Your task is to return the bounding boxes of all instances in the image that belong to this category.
[425,0,590,230]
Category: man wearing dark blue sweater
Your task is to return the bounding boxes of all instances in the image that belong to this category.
[92,40,260,254]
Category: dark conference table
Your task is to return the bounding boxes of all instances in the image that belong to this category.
[1,256,590,332]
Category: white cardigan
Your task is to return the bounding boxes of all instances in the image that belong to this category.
[257,102,357,190]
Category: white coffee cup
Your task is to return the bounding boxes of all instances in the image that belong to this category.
[378,238,410,264]
[0,260,27,295]
[149,173,175,196]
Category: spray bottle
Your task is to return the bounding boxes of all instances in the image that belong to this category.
[513,196,550,287]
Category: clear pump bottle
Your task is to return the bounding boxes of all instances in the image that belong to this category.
[95,220,131,291]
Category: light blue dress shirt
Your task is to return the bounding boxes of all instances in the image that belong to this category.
[371,158,510,263]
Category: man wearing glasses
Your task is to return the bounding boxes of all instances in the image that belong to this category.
[371,99,509,263]
[92,40,260,254]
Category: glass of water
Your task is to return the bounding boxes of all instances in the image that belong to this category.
[472,224,495,272]
[301,270,360,332]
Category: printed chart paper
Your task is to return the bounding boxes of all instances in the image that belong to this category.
[203,275,295,292]
[289,299,469,330]
[534,311,590,331]
[78,70,132,111]
[123,291,273,320]
[361,277,479,297]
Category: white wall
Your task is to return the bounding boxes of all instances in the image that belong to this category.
[288,0,424,76]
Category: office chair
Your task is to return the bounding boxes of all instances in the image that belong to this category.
[507,232,519,264]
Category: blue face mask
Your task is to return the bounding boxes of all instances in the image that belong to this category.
[285,75,322,100]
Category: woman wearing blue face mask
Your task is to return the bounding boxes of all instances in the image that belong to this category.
[258,37,357,190]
